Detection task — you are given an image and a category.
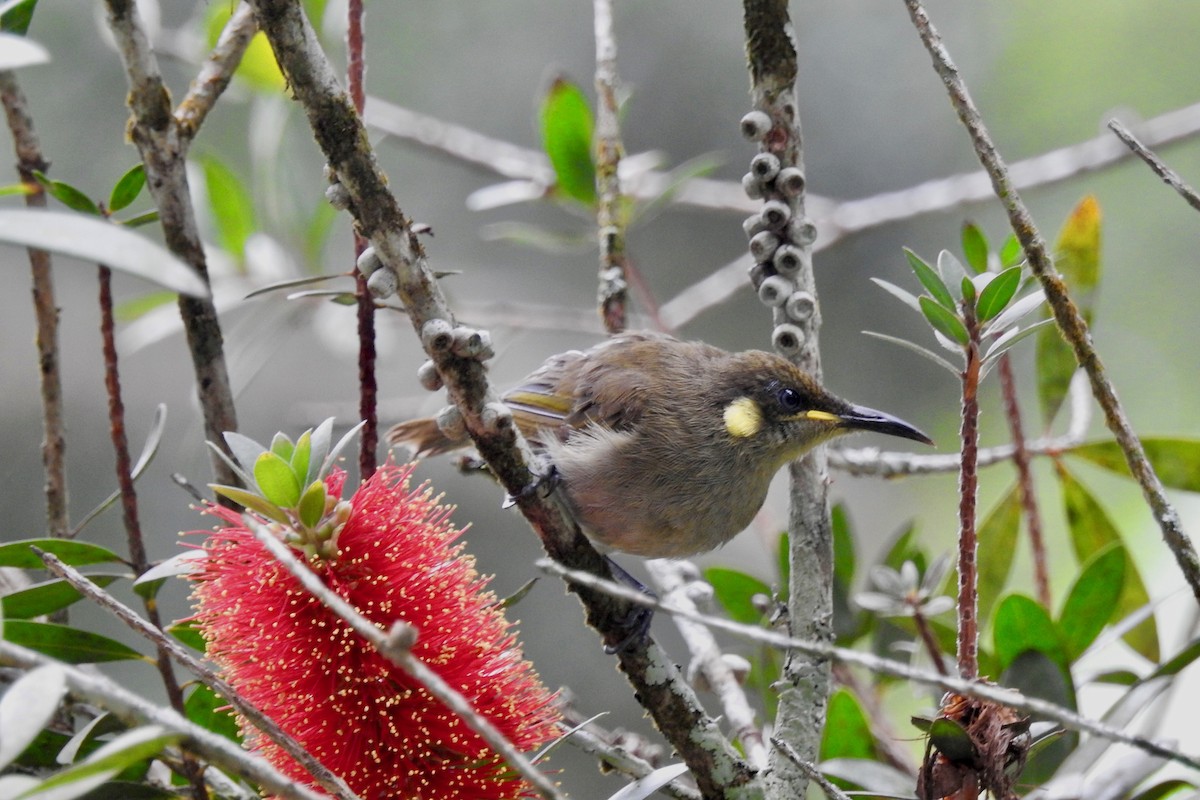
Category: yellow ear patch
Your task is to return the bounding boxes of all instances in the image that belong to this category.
[723,397,763,438]
[804,410,842,423]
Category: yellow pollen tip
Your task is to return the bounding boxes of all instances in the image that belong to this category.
[723,397,763,438]
[804,410,842,423]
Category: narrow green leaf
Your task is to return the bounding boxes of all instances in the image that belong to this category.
[0,574,122,619]
[0,182,35,196]
[1130,780,1197,800]
[120,210,159,228]
[960,275,976,305]
[254,451,302,508]
[1058,466,1159,660]
[3,621,145,663]
[206,3,285,91]
[1038,196,1102,425]
[862,331,960,375]
[999,234,1023,268]
[184,684,240,743]
[167,621,206,653]
[0,665,66,771]
[0,539,122,569]
[703,568,771,625]
[26,726,179,798]
[269,432,295,461]
[290,431,312,484]
[869,277,922,314]
[975,485,1021,623]
[0,0,38,35]
[209,484,289,525]
[58,713,125,766]
[497,578,538,610]
[1058,542,1126,662]
[820,689,876,761]
[0,209,208,296]
[775,531,790,595]
[199,153,256,260]
[306,418,335,486]
[831,505,854,589]
[919,296,969,345]
[904,247,955,309]
[960,222,988,274]
[975,265,1021,322]
[107,164,146,213]
[539,77,596,205]
[1071,438,1200,493]
[222,431,268,477]
[297,480,327,529]
[993,594,1066,672]
[33,171,99,215]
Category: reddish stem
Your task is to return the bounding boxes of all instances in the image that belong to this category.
[997,354,1050,607]
[957,314,981,679]
[913,609,950,678]
[347,0,377,480]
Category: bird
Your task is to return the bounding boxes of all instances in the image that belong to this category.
[387,331,933,559]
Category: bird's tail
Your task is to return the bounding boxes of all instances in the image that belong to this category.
[384,416,466,457]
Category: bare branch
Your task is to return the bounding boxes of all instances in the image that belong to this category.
[593,0,629,333]
[1108,117,1200,213]
[175,2,257,138]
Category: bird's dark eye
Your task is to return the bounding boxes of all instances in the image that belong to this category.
[777,387,803,412]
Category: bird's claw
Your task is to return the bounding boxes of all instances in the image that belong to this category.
[502,463,560,509]
[602,556,656,654]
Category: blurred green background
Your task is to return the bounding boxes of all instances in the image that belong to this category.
[2,0,1199,793]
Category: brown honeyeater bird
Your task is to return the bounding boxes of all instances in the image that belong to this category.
[387,331,933,559]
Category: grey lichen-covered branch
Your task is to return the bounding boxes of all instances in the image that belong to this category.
[247,2,756,796]
[902,0,1200,605]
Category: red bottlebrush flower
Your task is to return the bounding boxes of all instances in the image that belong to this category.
[190,463,559,800]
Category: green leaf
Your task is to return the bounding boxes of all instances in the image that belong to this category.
[1058,466,1159,661]
[929,718,975,762]
[703,567,771,625]
[870,277,923,314]
[975,485,1021,624]
[199,154,256,261]
[1071,438,1200,492]
[1130,780,1197,800]
[113,290,175,322]
[960,275,976,305]
[538,77,596,205]
[107,164,146,213]
[1001,650,1077,783]
[120,210,159,228]
[167,621,206,653]
[3,621,145,663]
[297,480,327,529]
[919,296,969,346]
[0,0,38,35]
[1037,196,1101,425]
[0,574,122,619]
[993,594,1065,672]
[976,265,1022,322]
[290,430,312,487]
[184,684,240,743]
[999,234,1023,268]
[960,222,988,274]
[831,505,854,589]
[0,665,66,771]
[33,171,99,215]
[0,209,209,296]
[820,689,875,761]
[862,331,959,375]
[1058,542,1126,662]
[206,3,285,92]
[0,539,122,569]
[269,431,295,461]
[831,506,861,642]
[253,451,302,508]
[209,484,289,525]
[24,725,180,799]
[904,247,955,309]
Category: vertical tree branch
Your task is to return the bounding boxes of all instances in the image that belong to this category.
[0,71,68,538]
[102,0,241,491]
[97,265,207,800]
[903,0,1200,604]
[347,0,377,479]
[593,0,628,334]
[956,315,981,679]
[743,2,830,796]
[997,355,1050,607]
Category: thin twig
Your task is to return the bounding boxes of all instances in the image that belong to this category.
[36,550,362,800]
[245,517,563,800]
[903,0,1200,605]
[1108,118,1200,213]
[103,0,242,491]
[645,559,769,770]
[97,266,208,800]
[0,70,68,540]
[557,723,701,800]
[593,0,628,333]
[0,641,333,800]
[997,355,1050,606]
[248,3,755,794]
[538,559,1200,773]
[175,2,257,138]
[770,738,852,800]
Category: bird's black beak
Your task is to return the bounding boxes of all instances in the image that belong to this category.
[838,404,934,446]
